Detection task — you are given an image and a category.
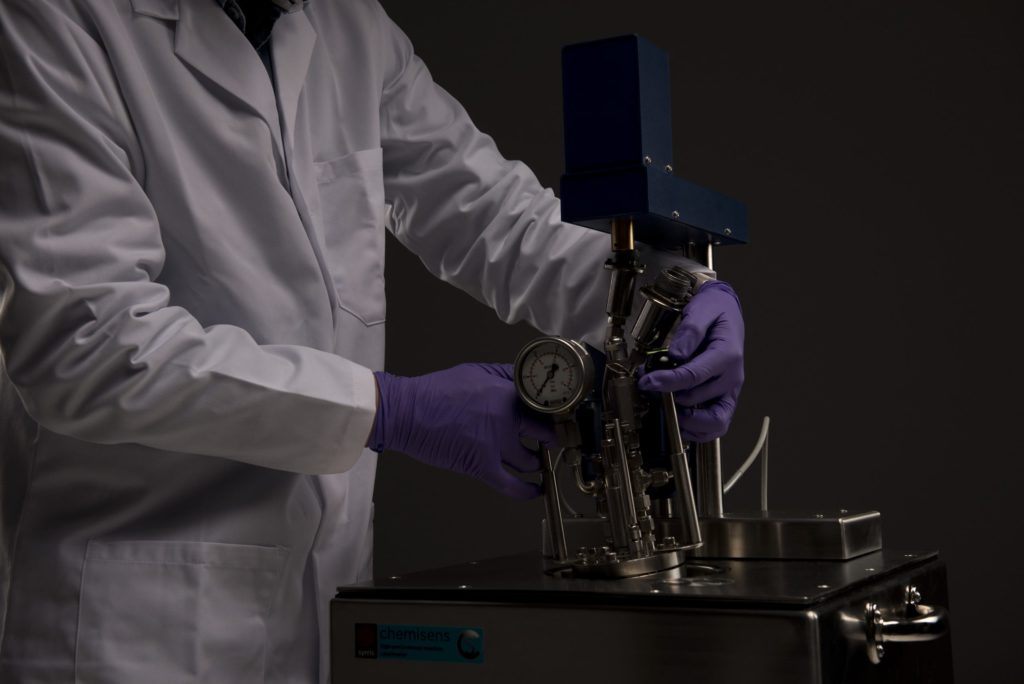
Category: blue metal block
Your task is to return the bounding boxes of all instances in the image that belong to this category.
[562,35,672,173]
[560,168,748,248]
[560,35,749,247]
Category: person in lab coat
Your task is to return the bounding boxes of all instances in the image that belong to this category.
[0,1,744,682]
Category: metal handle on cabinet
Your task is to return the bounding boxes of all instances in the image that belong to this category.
[865,585,950,664]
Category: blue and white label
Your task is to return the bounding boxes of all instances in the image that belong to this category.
[354,623,484,664]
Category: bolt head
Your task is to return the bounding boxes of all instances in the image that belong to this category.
[664,164,673,173]
[643,155,653,165]
[724,227,733,236]
[671,210,680,219]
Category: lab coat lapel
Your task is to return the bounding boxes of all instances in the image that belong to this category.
[271,10,317,154]
[172,0,281,140]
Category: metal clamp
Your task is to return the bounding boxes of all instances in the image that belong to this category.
[865,585,949,664]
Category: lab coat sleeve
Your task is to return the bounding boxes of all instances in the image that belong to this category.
[375,6,709,348]
[0,2,376,475]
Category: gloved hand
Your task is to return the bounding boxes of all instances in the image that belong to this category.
[637,280,744,442]
[367,363,553,499]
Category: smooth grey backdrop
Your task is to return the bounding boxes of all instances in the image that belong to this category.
[373,1,1023,681]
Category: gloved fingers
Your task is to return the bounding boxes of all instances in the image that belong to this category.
[481,467,543,500]
[678,395,737,441]
[670,368,744,407]
[638,355,713,393]
[501,440,544,473]
[517,406,557,447]
[637,364,699,393]
[669,310,719,363]
[492,389,553,473]
[638,339,740,394]
[669,282,743,362]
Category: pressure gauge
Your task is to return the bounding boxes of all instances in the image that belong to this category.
[513,337,594,415]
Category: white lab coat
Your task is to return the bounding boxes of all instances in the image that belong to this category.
[0,1,701,682]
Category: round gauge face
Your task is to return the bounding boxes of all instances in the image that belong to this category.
[514,338,592,414]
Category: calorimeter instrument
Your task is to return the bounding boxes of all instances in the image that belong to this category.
[331,35,953,683]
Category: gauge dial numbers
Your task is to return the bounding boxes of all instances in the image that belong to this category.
[513,337,594,414]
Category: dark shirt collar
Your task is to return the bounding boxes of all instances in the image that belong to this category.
[267,0,307,12]
[217,0,306,51]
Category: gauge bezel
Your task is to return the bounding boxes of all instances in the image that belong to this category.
[513,336,595,415]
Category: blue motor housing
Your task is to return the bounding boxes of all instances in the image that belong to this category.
[560,35,749,248]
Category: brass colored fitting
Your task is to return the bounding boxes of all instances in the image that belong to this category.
[610,217,635,252]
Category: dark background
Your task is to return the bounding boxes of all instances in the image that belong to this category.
[373,1,1023,681]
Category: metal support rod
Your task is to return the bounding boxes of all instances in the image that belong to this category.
[662,393,702,548]
[696,440,724,517]
[760,430,769,512]
[600,437,631,551]
[686,238,726,518]
[542,448,569,562]
[612,419,643,554]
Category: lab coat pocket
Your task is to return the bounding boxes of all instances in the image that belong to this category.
[314,147,386,326]
[75,539,287,684]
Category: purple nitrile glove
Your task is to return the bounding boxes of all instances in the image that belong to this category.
[637,280,745,442]
[368,363,554,500]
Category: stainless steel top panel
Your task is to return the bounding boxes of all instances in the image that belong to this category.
[336,550,939,608]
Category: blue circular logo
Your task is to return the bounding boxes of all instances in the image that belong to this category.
[456,629,482,660]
